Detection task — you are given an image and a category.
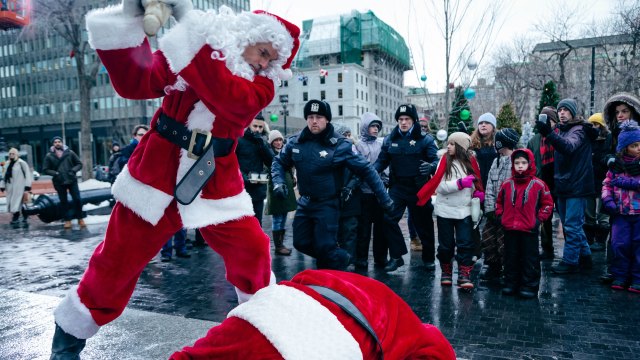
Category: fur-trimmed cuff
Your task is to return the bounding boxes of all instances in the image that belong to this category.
[229,285,362,360]
[178,190,255,228]
[111,165,174,225]
[53,286,100,339]
[235,272,276,304]
[86,4,146,50]
[158,10,207,74]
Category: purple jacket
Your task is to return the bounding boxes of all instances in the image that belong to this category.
[602,170,640,215]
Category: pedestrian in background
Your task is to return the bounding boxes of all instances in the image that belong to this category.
[584,113,611,252]
[42,136,84,230]
[495,149,553,298]
[481,128,520,281]
[117,125,149,171]
[160,228,191,262]
[0,148,32,226]
[527,107,559,260]
[271,100,393,270]
[354,113,389,269]
[265,129,295,256]
[536,98,598,274]
[374,104,439,272]
[107,141,122,184]
[417,132,484,289]
[236,113,274,225]
[601,122,640,294]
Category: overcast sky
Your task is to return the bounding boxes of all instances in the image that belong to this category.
[250,0,615,92]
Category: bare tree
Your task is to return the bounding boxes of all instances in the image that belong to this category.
[426,0,505,128]
[25,0,101,180]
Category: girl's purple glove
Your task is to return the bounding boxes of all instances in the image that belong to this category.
[457,175,476,190]
[603,199,617,214]
[473,190,485,203]
[610,176,640,190]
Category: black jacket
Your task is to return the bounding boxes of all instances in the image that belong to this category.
[236,128,273,200]
[43,147,82,186]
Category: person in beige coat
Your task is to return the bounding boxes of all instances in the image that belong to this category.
[0,148,33,226]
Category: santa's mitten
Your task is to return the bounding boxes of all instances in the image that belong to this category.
[148,0,194,21]
[141,0,172,36]
[122,0,145,18]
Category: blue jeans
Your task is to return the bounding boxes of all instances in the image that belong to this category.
[557,197,591,265]
[161,228,187,257]
[272,213,287,231]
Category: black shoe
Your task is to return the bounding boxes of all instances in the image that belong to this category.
[502,287,516,296]
[551,261,579,274]
[480,265,501,281]
[384,257,404,272]
[423,261,436,271]
[374,260,388,269]
[160,254,172,262]
[51,323,86,360]
[175,251,191,258]
[579,255,593,270]
[540,250,554,260]
[518,287,537,299]
[354,259,368,269]
[600,272,614,284]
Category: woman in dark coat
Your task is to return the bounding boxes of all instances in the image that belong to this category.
[265,130,297,255]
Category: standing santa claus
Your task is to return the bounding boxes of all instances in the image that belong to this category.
[50,0,300,358]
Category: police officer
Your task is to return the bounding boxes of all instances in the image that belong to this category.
[271,100,394,270]
[374,104,439,272]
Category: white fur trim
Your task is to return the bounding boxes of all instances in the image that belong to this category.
[229,285,362,360]
[111,165,174,225]
[53,286,100,339]
[278,68,293,81]
[235,272,276,304]
[178,190,255,228]
[86,5,146,51]
[159,6,293,82]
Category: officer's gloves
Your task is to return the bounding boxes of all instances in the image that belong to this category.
[273,183,288,199]
[340,187,353,203]
[419,161,433,176]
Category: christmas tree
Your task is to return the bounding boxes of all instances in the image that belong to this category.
[497,102,521,133]
[538,80,560,113]
[448,86,473,134]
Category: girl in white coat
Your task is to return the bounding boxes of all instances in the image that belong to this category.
[0,148,33,225]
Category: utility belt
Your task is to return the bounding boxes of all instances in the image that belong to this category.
[156,112,234,205]
[306,285,383,359]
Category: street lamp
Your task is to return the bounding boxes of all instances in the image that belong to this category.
[279,94,289,135]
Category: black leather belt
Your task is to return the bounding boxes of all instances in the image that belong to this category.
[301,194,339,202]
[156,113,235,205]
[307,285,383,359]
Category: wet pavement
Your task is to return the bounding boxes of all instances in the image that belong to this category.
[0,207,639,359]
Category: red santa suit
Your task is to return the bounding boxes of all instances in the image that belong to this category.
[53,4,300,340]
[170,270,456,360]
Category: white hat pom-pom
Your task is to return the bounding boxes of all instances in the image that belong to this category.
[278,68,293,81]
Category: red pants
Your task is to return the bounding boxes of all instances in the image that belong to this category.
[77,202,271,326]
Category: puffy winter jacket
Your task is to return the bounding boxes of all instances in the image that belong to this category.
[495,149,554,233]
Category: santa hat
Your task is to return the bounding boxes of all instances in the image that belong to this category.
[252,10,300,80]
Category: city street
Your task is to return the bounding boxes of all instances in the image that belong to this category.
[0,205,638,359]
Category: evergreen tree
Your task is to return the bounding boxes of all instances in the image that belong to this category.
[497,102,522,133]
[538,80,560,113]
[447,86,473,134]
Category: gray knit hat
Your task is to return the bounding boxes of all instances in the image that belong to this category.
[494,128,520,151]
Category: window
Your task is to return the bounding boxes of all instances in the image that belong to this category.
[303,92,308,101]
[320,77,325,84]
[338,89,343,99]
[321,90,326,100]
[338,72,343,82]
[339,105,343,116]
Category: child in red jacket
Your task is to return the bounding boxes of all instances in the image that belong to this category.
[495,149,554,298]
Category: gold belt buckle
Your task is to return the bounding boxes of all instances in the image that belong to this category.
[187,129,212,160]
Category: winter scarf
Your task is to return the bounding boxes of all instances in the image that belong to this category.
[4,159,15,183]
[416,155,483,206]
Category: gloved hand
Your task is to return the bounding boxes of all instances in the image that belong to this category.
[122,0,145,17]
[457,175,476,189]
[340,187,353,203]
[603,198,617,214]
[608,157,625,173]
[611,176,640,190]
[148,0,194,21]
[535,120,552,136]
[273,183,288,199]
[24,186,31,192]
[381,199,396,216]
[485,211,496,222]
[419,161,433,176]
[473,190,485,203]
[68,170,77,177]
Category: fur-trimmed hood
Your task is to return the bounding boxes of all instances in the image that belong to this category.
[604,92,640,130]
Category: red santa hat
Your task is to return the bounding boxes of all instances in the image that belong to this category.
[252,10,300,80]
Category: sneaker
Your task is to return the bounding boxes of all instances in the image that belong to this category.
[628,284,640,294]
[551,261,579,274]
[611,280,626,291]
[440,263,453,286]
[457,265,474,289]
[160,254,172,262]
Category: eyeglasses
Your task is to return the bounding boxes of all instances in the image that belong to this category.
[136,133,146,137]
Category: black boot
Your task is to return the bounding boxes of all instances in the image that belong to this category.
[10,212,20,225]
[50,323,86,360]
[583,224,596,245]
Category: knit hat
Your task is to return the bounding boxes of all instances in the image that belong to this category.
[304,100,332,121]
[616,122,640,153]
[255,112,265,121]
[394,104,419,122]
[588,113,605,127]
[477,113,497,128]
[52,136,63,142]
[268,130,283,145]
[540,106,559,124]
[494,128,520,151]
[448,132,471,151]
[111,141,120,149]
[557,98,578,118]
